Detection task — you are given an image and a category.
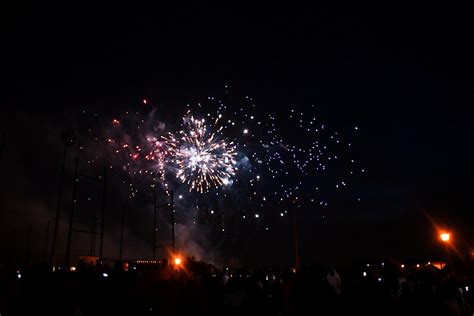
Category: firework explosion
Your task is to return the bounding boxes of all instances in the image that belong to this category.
[164,114,237,193]
[97,91,364,232]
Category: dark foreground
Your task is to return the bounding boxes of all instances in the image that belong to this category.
[1,259,473,315]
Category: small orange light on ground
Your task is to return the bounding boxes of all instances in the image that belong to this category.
[174,258,182,265]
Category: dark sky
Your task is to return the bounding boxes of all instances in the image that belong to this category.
[1,4,473,268]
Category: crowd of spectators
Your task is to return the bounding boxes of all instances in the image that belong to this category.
[1,257,473,315]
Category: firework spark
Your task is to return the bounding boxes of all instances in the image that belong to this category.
[165,115,237,193]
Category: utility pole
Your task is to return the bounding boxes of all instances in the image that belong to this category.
[170,191,175,254]
[65,157,79,268]
[60,155,106,262]
[293,209,300,270]
[50,140,68,269]
[119,204,126,261]
[153,194,157,260]
[0,131,5,160]
[11,229,16,266]
[51,131,74,269]
[90,216,97,255]
[99,164,107,262]
[42,221,50,263]
[25,225,32,265]
[153,190,175,258]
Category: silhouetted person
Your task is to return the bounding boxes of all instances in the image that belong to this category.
[327,268,342,295]
[159,257,173,280]
[76,259,87,273]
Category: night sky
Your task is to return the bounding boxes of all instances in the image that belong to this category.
[1,4,473,268]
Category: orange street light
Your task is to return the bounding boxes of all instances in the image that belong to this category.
[174,257,182,266]
[440,232,450,242]
[439,231,453,272]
